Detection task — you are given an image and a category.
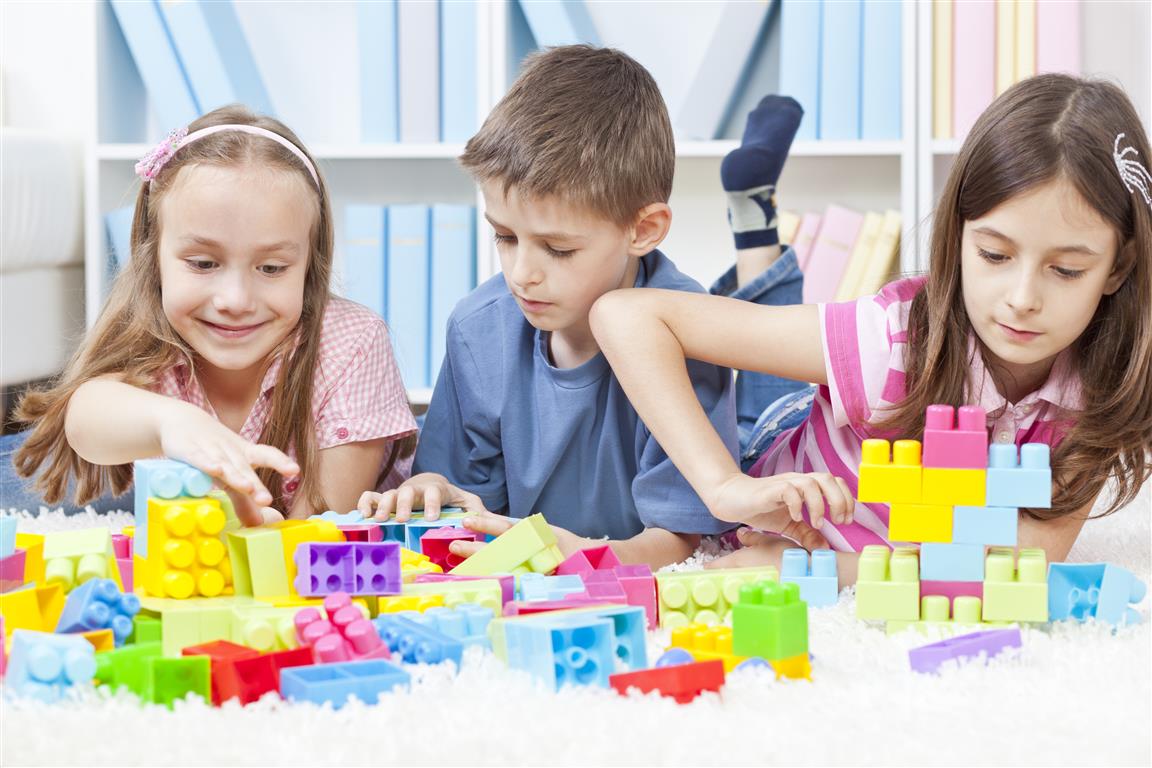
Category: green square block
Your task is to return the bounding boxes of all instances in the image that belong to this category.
[96,641,164,697]
[982,547,1048,622]
[148,656,211,708]
[855,545,920,621]
[129,615,162,645]
[449,515,563,577]
[731,580,808,660]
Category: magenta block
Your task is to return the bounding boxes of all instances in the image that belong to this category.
[294,592,391,664]
[503,597,622,616]
[116,558,133,593]
[614,564,658,629]
[419,528,483,572]
[578,570,628,602]
[920,579,983,602]
[111,534,133,559]
[339,524,383,543]
[294,542,401,597]
[922,404,988,469]
[1,549,27,593]
[555,545,622,577]
[416,572,515,605]
[0,615,5,677]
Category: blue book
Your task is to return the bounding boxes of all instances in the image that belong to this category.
[440,0,477,142]
[861,0,902,140]
[105,206,135,271]
[343,205,387,319]
[398,0,439,143]
[359,0,399,143]
[779,0,822,141]
[818,0,862,140]
[109,0,201,130]
[516,0,599,47]
[387,205,432,388]
[429,205,476,381]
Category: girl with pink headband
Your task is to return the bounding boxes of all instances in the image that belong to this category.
[10,105,417,524]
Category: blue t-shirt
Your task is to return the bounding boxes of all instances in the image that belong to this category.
[414,250,738,540]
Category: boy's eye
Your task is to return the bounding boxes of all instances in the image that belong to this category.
[546,245,575,259]
[976,247,1007,264]
[1052,266,1086,280]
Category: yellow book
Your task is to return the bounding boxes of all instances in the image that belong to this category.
[835,211,883,301]
[995,0,1017,95]
[778,210,801,247]
[856,210,903,296]
[933,0,953,139]
[1015,0,1036,82]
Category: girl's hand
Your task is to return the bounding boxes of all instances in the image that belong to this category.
[447,511,591,560]
[357,473,490,522]
[705,522,831,570]
[157,401,299,526]
[708,471,855,531]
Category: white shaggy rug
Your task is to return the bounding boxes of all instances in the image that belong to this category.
[2,481,1149,767]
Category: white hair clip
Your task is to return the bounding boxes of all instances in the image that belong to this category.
[1113,133,1152,209]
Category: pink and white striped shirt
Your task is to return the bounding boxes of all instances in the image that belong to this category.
[154,297,417,510]
[749,276,1082,552]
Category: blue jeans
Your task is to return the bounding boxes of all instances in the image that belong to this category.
[0,430,132,514]
[710,247,812,465]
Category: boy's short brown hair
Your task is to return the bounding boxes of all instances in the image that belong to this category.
[459,45,675,227]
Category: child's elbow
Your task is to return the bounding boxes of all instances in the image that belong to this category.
[590,289,644,339]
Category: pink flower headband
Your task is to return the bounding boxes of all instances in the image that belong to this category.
[135,124,320,188]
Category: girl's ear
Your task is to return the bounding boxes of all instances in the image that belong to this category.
[1103,239,1136,295]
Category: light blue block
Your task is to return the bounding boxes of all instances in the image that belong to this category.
[986,443,1052,508]
[132,459,213,559]
[780,548,839,607]
[5,630,97,703]
[0,515,16,558]
[952,506,1017,547]
[279,659,409,708]
[406,518,466,553]
[920,543,985,582]
[373,612,464,665]
[1048,563,1147,627]
[584,605,648,671]
[505,616,614,690]
[55,578,141,646]
[518,573,586,602]
[416,603,494,650]
[317,510,365,525]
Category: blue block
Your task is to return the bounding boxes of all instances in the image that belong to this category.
[952,506,1018,546]
[56,578,141,645]
[416,603,494,650]
[1048,563,1147,627]
[518,573,586,602]
[780,548,839,607]
[986,443,1052,508]
[380,520,407,544]
[373,612,464,665]
[920,543,985,581]
[504,616,615,690]
[6,630,97,702]
[317,510,365,525]
[585,605,648,672]
[280,659,409,708]
[0,515,16,558]
[132,459,213,559]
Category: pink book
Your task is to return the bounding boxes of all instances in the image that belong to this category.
[792,213,823,272]
[1036,0,1080,75]
[952,0,995,139]
[802,205,865,304]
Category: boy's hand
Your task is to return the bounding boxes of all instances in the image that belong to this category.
[357,472,489,522]
[705,521,830,570]
[709,471,854,531]
[447,511,591,560]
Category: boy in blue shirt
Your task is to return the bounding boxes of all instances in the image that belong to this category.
[357,45,737,567]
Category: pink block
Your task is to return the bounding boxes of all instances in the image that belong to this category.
[294,592,391,664]
[418,528,483,571]
[1,550,27,593]
[577,571,628,602]
[416,572,515,606]
[1,615,5,677]
[340,524,383,543]
[555,545,622,577]
[111,534,133,559]
[920,579,983,602]
[614,564,658,629]
[116,558,133,593]
[503,597,623,617]
[922,405,989,469]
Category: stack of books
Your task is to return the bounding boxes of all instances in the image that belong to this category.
[780,207,903,303]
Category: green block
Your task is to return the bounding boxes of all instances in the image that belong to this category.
[148,656,211,708]
[231,605,301,652]
[226,528,289,598]
[855,545,920,621]
[449,515,563,577]
[982,547,1048,622]
[397,580,503,614]
[731,580,808,660]
[654,566,780,629]
[96,641,164,697]
[129,615,162,645]
[139,595,250,656]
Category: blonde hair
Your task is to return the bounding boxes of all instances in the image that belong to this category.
[16,105,342,514]
[459,45,675,227]
[879,74,1152,520]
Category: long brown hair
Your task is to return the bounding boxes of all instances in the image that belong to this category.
[880,74,1152,520]
[15,105,339,515]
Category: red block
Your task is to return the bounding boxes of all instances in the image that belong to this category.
[610,660,726,704]
[340,525,383,543]
[555,545,622,577]
[183,640,262,705]
[229,646,315,704]
[418,528,483,571]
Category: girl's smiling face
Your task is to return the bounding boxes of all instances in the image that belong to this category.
[157,163,316,382]
[961,176,1127,396]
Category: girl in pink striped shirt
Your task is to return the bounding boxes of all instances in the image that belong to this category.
[11,106,416,524]
[593,75,1152,579]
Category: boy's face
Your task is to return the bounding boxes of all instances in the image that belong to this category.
[482,181,643,362]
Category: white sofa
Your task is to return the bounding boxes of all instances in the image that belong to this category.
[0,128,85,388]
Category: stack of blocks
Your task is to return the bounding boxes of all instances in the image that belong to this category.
[731,580,811,680]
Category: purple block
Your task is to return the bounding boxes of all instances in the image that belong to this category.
[294,542,401,597]
[908,628,1022,674]
[923,404,988,469]
[353,543,401,595]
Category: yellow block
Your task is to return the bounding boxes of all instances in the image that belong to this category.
[80,628,116,652]
[769,653,812,681]
[670,623,747,672]
[0,583,65,633]
[273,519,343,591]
[15,533,45,584]
[888,504,953,544]
[858,439,923,504]
[142,497,233,599]
[922,468,986,506]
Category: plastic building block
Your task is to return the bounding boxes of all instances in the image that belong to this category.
[986,443,1052,508]
[921,468,986,506]
[560,604,647,672]
[111,534,132,560]
[411,603,495,650]
[780,548,839,607]
[519,573,587,602]
[5,629,97,702]
[182,639,260,704]
[79,628,115,652]
[767,653,813,681]
[280,658,410,708]
[293,542,402,597]
[133,458,215,559]
[909,627,1021,674]
[93,641,163,697]
[952,506,1017,546]
[670,623,747,671]
[1,549,27,592]
[15,532,45,585]
[0,615,5,675]
[919,543,985,581]
[274,519,344,585]
[394,579,503,613]
[416,572,516,605]
[116,557,133,593]
[231,604,302,652]
[399,547,444,581]
[55,578,141,646]
[886,594,1000,636]
[139,596,239,656]
[149,656,212,707]
[888,504,953,543]
[1048,563,1147,627]
[612,564,658,629]
[377,593,446,614]
[982,547,1048,622]
[0,515,16,558]
[317,510,365,525]
[504,615,615,690]
[731,580,808,661]
[855,545,920,621]
[920,580,983,601]
[555,545,622,577]
[448,514,564,577]
[42,528,117,592]
[339,524,384,543]
[373,612,464,665]
[130,615,162,645]
[294,591,391,663]
[0,582,65,634]
[183,640,313,705]
[922,404,988,469]
[654,566,780,629]
[577,570,628,601]
[418,527,483,571]
[858,439,923,503]
[610,659,725,704]
[407,517,469,553]
[227,527,290,598]
[140,496,233,599]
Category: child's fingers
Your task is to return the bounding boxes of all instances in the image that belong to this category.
[246,443,300,479]
[462,512,514,537]
[450,489,490,516]
[423,485,443,520]
[448,539,485,559]
[357,491,385,519]
[793,475,827,528]
[834,476,855,524]
[394,485,418,522]
[772,481,804,523]
[220,448,273,507]
[225,488,267,528]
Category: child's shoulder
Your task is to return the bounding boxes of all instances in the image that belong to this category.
[319,296,392,361]
[640,250,706,294]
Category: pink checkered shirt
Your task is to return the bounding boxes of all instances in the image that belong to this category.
[154,297,417,509]
[750,276,1081,552]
